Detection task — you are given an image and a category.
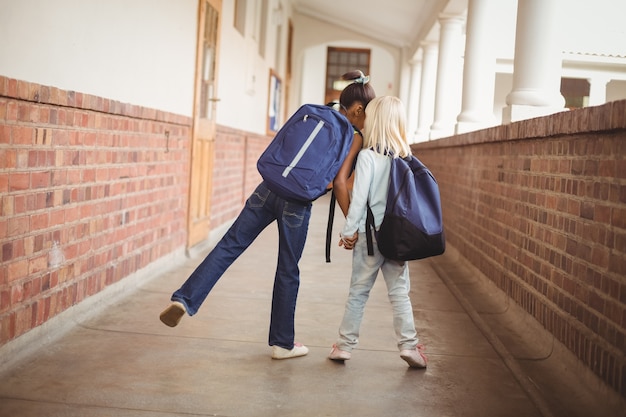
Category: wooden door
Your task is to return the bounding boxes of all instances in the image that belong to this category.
[187,0,222,248]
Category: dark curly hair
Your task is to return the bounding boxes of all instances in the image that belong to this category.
[339,70,376,110]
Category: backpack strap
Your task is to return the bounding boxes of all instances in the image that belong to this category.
[325,126,363,263]
[365,203,375,256]
[325,190,336,262]
[365,148,392,257]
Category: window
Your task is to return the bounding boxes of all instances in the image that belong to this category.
[234,0,246,35]
[325,47,371,105]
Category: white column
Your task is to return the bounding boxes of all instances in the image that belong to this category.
[416,42,438,142]
[503,0,565,123]
[407,58,422,142]
[430,14,465,139]
[456,0,497,134]
[587,76,609,106]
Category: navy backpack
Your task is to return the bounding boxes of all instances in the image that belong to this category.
[366,153,445,261]
[257,104,354,203]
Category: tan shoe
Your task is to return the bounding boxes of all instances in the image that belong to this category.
[159,301,186,327]
[271,342,309,359]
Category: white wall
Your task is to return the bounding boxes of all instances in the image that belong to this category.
[0,0,198,117]
[3,0,621,136]
[215,0,289,134]
[297,43,396,109]
[561,0,626,58]
[494,72,513,123]
[290,12,401,116]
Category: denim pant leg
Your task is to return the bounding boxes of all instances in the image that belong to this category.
[268,199,312,349]
[172,184,276,315]
[381,259,419,350]
[336,234,384,351]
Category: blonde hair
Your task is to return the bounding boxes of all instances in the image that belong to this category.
[362,96,411,158]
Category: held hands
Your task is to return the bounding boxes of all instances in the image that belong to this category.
[338,232,358,250]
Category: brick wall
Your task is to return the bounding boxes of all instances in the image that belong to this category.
[412,100,626,397]
[0,77,192,346]
[210,126,269,228]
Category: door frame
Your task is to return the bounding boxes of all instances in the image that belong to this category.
[186,0,222,248]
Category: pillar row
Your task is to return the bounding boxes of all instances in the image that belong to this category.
[430,14,465,140]
[503,0,566,123]
[456,0,498,134]
[416,42,438,142]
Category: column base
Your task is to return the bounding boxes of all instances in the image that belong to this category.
[455,119,498,135]
[502,104,566,124]
[414,130,431,143]
[429,122,455,140]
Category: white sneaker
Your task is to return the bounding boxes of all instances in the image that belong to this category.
[271,342,309,359]
[328,344,351,361]
[400,345,428,368]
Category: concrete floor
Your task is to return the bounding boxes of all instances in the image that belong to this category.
[0,194,624,417]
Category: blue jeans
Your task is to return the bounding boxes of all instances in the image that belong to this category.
[336,232,418,352]
[171,182,312,350]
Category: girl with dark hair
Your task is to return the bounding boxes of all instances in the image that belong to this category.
[159,70,375,361]
[332,70,377,217]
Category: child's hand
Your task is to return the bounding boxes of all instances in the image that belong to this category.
[338,233,358,250]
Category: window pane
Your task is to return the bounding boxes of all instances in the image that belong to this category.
[324,47,371,104]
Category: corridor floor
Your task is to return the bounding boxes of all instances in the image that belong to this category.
[0,194,623,417]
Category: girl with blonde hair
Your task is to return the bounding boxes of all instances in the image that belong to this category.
[329,96,427,368]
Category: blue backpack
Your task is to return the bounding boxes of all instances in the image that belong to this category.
[366,154,445,261]
[257,104,354,202]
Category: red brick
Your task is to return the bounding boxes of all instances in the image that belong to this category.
[616,160,626,180]
[14,305,33,338]
[608,253,626,275]
[613,207,626,229]
[30,212,49,231]
[23,276,41,300]
[29,106,41,123]
[567,199,580,216]
[35,128,52,145]
[7,259,28,282]
[0,125,10,144]
[64,206,81,223]
[57,109,68,125]
[7,215,29,237]
[31,171,51,189]
[6,101,18,121]
[15,80,30,100]
[588,291,605,314]
[0,313,16,344]
[598,160,615,177]
[12,125,33,145]
[16,103,31,122]
[0,172,8,194]
[594,205,611,224]
[67,169,81,185]
[5,78,17,97]
[29,254,48,275]
[0,289,10,312]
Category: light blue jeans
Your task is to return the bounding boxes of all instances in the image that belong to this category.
[335,232,419,352]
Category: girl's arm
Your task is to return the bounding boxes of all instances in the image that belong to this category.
[333,131,363,216]
[341,150,374,238]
